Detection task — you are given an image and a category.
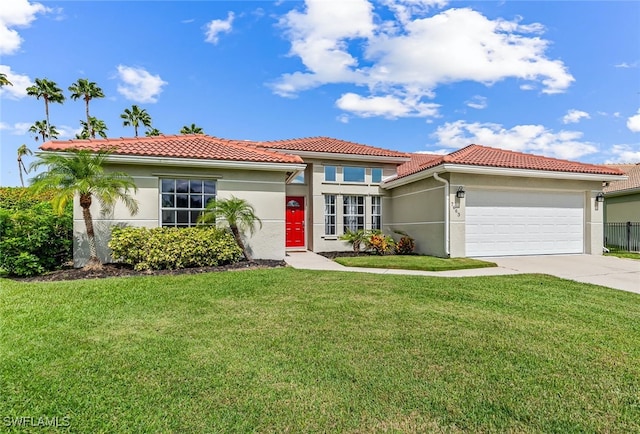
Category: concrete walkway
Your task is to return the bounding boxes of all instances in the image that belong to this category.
[284,251,640,294]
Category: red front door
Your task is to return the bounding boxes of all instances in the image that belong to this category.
[286,196,305,248]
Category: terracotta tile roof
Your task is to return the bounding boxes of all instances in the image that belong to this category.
[259,136,410,158]
[393,144,624,180]
[39,135,304,164]
[396,153,443,178]
[603,163,640,193]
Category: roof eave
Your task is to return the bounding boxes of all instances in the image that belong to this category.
[36,151,307,172]
[382,163,626,189]
[604,186,640,197]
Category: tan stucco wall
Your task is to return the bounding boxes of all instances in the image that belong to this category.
[387,176,447,257]
[73,164,287,266]
[286,159,396,253]
[604,193,640,223]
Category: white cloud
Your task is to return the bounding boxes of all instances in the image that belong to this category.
[0,65,33,99]
[0,0,49,55]
[337,114,350,123]
[432,120,598,160]
[614,61,639,68]
[466,95,487,110]
[205,12,234,44]
[336,92,439,118]
[116,65,167,103]
[272,2,574,119]
[56,124,82,140]
[605,145,640,163]
[0,121,32,135]
[627,109,640,133]
[562,109,590,124]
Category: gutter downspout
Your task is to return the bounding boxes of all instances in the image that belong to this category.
[432,172,450,258]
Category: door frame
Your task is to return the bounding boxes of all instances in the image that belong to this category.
[285,196,306,249]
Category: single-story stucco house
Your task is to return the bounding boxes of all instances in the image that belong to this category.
[603,163,640,223]
[40,135,625,266]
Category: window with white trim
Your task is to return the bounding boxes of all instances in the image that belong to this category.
[371,168,383,183]
[324,165,336,182]
[324,195,336,235]
[343,195,365,233]
[343,166,365,183]
[161,179,216,227]
[371,196,382,230]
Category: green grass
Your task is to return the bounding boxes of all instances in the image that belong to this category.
[334,254,497,271]
[1,269,639,432]
[605,250,640,260]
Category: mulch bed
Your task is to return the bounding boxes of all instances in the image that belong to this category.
[12,260,287,283]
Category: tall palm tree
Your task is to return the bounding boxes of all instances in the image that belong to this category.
[69,78,105,137]
[17,144,32,187]
[26,78,65,129]
[198,196,262,260]
[29,120,59,142]
[120,105,152,137]
[30,148,139,268]
[180,123,204,134]
[0,73,12,87]
[76,116,108,139]
[145,127,162,137]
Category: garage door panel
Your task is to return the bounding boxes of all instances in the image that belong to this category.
[466,190,584,257]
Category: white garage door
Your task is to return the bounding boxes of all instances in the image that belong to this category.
[465,189,584,257]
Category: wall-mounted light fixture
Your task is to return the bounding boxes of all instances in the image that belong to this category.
[456,187,466,199]
[596,192,605,203]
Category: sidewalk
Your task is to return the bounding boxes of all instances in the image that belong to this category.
[284,251,519,277]
[284,251,640,293]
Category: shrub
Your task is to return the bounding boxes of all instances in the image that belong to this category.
[109,226,243,271]
[339,229,369,252]
[0,188,72,277]
[394,231,416,255]
[365,231,395,255]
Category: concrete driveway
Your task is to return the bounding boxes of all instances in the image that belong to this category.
[484,254,640,294]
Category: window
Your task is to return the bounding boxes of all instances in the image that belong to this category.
[324,195,336,235]
[371,168,383,183]
[371,196,382,230]
[324,165,336,182]
[343,166,365,183]
[343,195,365,233]
[161,179,216,227]
[291,171,305,184]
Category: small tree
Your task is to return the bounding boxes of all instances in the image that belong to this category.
[198,196,262,260]
[180,123,204,134]
[120,105,152,137]
[30,148,139,269]
[17,145,32,187]
[339,229,369,253]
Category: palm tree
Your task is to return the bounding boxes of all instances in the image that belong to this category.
[198,196,262,260]
[145,127,162,137]
[26,78,65,129]
[29,148,139,268]
[69,78,105,137]
[180,123,204,134]
[29,120,59,142]
[77,116,108,139]
[120,105,152,137]
[0,73,12,87]
[17,144,32,187]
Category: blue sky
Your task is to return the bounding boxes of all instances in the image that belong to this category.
[1,0,639,186]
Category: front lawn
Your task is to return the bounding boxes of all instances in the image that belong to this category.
[606,250,640,260]
[1,270,639,432]
[334,254,497,271]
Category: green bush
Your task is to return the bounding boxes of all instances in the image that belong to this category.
[0,188,73,277]
[109,226,243,271]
